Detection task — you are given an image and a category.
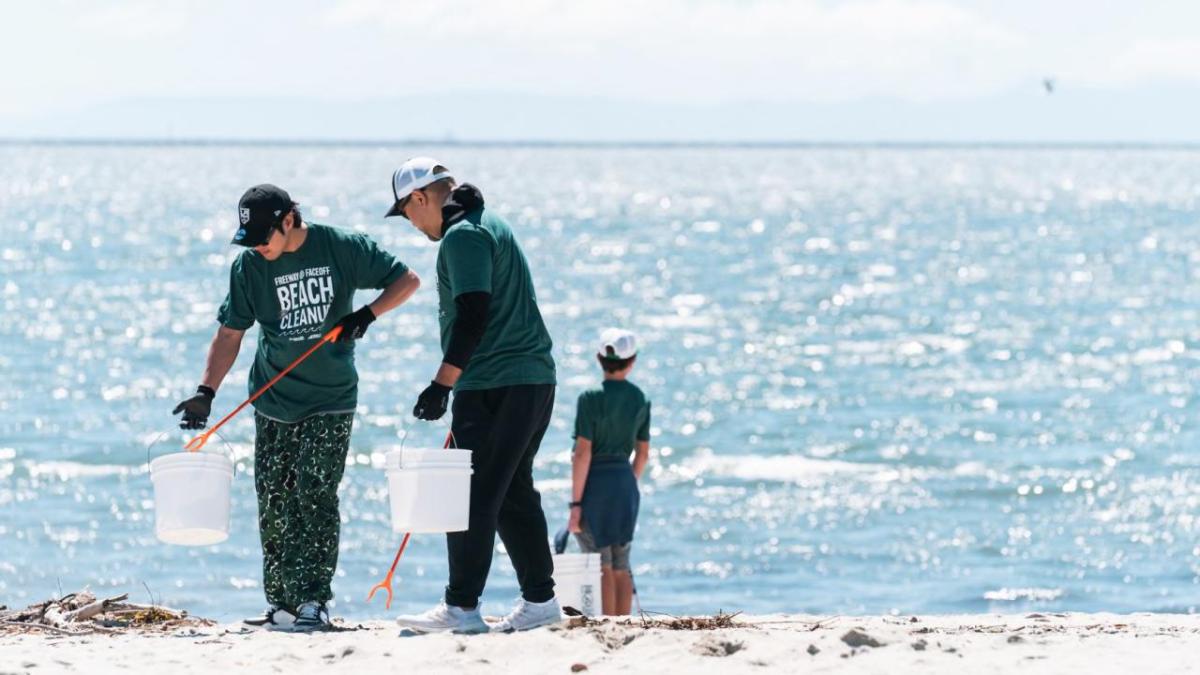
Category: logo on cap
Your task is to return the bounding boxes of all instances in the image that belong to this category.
[240,207,251,225]
[234,228,247,242]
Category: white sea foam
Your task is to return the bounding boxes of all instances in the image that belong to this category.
[665,449,879,485]
[983,588,1064,602]
[24,461,133,479]
[536,478,573,492]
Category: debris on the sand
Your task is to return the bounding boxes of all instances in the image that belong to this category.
[639,612,742,631]
[807,644,820,655]
[1007,635,1025,644]
[911,639,927,651]
[564,611,744,632]
[841,628,884,648]
[0,589,213,636]
[570,664,589,672]
[564,616,589,629]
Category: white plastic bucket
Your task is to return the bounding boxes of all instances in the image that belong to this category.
[385,448,473,533]
[149,451,234,546]
[553,552,603,616]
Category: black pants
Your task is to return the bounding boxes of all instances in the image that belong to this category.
[444,383,556,608]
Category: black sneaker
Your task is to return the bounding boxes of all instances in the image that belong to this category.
[291,602,331,632]
[243,605,295,629]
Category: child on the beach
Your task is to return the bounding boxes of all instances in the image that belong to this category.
[567,328,651,615]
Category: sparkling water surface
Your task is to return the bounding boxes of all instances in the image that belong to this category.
[4,144,1200,621]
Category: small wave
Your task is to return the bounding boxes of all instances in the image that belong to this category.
[665,450,879,485]
[23,461,134,479]
[983,587,1064,602]
[639,314,716,329]
[952,461,990,477]
[536,478,572,492]
[1132,347,1175,365]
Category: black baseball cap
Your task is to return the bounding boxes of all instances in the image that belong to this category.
[232,184,295,247]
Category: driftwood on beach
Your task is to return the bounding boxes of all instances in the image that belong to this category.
[0,589,213,636]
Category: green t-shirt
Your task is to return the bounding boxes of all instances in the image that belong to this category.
[217,223,409,423]
[573,380,651,460]
[436,207,556,391]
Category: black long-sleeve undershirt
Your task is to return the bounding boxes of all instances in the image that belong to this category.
[443,291,491,369]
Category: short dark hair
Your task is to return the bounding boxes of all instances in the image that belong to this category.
[598,353,636,373]
[276,205,301,235]
[427,170,457,197]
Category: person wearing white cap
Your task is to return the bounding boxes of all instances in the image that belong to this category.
[384,157,560,633]
[566,328,651,616]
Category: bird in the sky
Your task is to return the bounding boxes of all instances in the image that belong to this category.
[1043,78,1056,94]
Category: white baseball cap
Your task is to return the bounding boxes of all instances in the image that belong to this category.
[598,328,638,360]
[385,157,454,218]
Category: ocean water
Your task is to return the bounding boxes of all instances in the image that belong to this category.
[4,143,1200,622]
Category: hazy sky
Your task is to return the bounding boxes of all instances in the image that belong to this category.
[3,0,1199,140]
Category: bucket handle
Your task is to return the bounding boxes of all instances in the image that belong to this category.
[146,429,238,475]
[398,420,457,453]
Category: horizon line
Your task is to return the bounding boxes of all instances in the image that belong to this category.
[4,137,1200,150]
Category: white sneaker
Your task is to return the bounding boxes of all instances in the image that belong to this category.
[395,602,489,635]
[243,605,295,629]
[290,601,331,632]
[491,597,563,633]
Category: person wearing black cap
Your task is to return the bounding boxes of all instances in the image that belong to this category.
[384,158,560,634]
[172,184,420,632]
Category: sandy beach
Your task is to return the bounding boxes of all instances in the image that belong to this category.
[5,612,1200,674]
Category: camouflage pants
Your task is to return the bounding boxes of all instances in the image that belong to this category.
[253,412,353,609]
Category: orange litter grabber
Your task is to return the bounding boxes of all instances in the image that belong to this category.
[367,430,454,609]
[367,531,411,609]
[184,325,344,452]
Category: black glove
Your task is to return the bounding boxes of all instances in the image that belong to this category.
[413,381,451,421]
[335,305,376,342]
[173,385,215,430]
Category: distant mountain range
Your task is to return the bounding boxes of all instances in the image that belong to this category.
[4,87,1200,144]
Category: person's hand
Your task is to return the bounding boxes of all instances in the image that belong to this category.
[173,385,215,430]
[334,305,376,342]
[568,505,583,534]
[413,381,451,420]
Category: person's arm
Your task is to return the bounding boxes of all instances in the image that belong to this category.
[336,236,419,341]
[201,325,246,392]
[436,291,491,386]
[414,291,490,418]
[182,256,255,429]
[568,437,593,533]
[431,230,493,388]
[175,325,245,429]
[633,400,652,479]
[368,269,420,318]
[632,441,650,480]
[432,362,463,388]
[336,268,420,340]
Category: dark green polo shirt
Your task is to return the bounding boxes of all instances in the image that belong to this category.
[218,223,408,422]
[436,207,556,391]
[573,380,652,459]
